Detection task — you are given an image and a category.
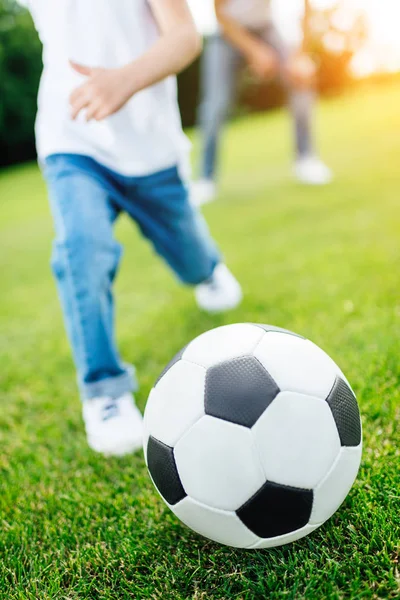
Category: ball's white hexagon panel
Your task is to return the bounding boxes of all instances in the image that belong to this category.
[182,324,264,369]
[253,333,340,399]
[310,444,362,525]
[171,496,259,548]
[174,415,266,511]
[143,360,206,447]
[252,391,341,489]
[308,340,355,394]
[248,522,320,549]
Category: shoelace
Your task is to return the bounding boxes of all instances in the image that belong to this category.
[204,276,218,291]
[101,400,119,422]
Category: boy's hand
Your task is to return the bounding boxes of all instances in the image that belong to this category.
[69,61,135,121]
[284,53,316,88]
[247,43,279,80]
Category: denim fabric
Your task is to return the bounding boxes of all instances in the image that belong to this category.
[198,26,315,180]
[43,154,220,400]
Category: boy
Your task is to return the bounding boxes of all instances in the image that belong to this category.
[18,0,242,456]
[193,0,332,206]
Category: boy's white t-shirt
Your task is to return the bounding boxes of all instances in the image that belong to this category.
[18,0,190,176]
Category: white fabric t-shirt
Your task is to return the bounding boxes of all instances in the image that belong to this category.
[223,0,271,29]
[18,0,190,176]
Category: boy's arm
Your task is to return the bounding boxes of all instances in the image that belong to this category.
[214,0,278,79]
[70,0,201,121]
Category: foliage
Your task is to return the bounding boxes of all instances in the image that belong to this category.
[307,0,367,94]
[1,83,400,599]
[178,57,201,129]
[0,0,42,165]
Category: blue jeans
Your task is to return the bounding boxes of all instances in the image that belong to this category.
[43,154,220,401]
[198,26,315,181]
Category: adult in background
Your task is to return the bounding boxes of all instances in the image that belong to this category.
[193,0,332,206]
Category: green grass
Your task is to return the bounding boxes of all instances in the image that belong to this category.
[1,81,400,599]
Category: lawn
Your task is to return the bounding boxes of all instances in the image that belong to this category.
[1,81,399,599]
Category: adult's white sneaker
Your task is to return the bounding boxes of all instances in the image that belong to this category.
[294,156,333,185]
[191,179,217,207]
[83,393,143,457]
[195,263,243,313]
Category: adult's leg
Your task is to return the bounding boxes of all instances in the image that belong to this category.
[198,34,240,181]
[43,154,136,400]
[262,24,315,158]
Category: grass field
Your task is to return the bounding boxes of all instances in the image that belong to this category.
[1,81,400,599]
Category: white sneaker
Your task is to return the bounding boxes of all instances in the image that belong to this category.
[191,179,217,207]
[83,393,143,457]
[294,156,333,185]
[195,263,243,313]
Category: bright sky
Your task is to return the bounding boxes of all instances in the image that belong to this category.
[188,0,400,76]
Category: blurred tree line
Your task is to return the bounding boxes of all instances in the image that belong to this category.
[1,0,366,167]
[0,0,42,166]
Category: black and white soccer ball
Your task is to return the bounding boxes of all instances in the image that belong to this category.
[143,324,362,549]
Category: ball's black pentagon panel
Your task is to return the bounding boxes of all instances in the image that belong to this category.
[204,356,279,428]
[155,344,188,386]
[326,377,361,447]
[251,323,304,339]
[237,480,313,538]
[147,436,186,505]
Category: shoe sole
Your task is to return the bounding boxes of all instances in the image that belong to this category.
[197,291,243,314]
[88,435,143,457]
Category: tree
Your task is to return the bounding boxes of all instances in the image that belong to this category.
[0,0,42,166]
[306,0,367,94]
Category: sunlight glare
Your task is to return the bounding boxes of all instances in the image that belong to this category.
[188,0,400,74]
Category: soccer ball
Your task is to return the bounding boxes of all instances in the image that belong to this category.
[143,324,362,549]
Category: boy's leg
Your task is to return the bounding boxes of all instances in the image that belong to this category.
[121,166,242,312]
[43,154,142,456]
[43,154,136,400]
[198,34,240,184]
